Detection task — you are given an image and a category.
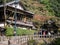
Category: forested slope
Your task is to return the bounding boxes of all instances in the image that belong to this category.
[21,0,60,17]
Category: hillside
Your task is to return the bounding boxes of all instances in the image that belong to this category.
[38,0,60,17]
[21,0,60,17]
[21,0,53,16]
[0,0,13,4]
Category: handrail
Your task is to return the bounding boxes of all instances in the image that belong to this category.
[0,35,60,45]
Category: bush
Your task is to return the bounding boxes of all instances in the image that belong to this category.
[5,27,14,36]
[51,38,60,45]
[27,40,37,45]
[16,28,35,35]
[5,27,35,36]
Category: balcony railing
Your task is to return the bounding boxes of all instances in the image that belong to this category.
[6,20,33,27]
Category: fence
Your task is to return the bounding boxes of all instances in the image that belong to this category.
[0,35,60,45]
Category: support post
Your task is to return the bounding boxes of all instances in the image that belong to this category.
[4,0,6,28]
[14,0,18,36]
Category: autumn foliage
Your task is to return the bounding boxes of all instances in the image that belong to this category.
[33,14,52,22]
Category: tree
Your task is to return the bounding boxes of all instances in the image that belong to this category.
[40,19,59,34]
[38,0,60,17]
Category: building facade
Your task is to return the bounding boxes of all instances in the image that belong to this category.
[0,0,34,29]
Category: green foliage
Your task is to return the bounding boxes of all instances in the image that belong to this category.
[5,27,14,36]
[27,39,45,45]
[38,0,60,17]
[21,0,51,16]
[5,27,35,36]
[27,40,37,45]
[48,0,60,17]
[0,0,14,4]
[38,0,49,4]
[16,28,35,35]
[52,38,60,45]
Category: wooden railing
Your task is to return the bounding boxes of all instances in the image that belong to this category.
[6,20,33,27]
[0,35,60,45]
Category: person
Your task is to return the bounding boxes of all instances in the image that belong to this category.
[43,31,46,36]
[48,32,51,38]
[48,32,51,35]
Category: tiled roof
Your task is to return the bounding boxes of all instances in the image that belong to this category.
[0,0,19,7]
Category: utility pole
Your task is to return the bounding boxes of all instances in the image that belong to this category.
[14,0,17,36]
[4,0,6,28]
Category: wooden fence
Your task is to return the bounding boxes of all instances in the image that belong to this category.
[0,35,60,45]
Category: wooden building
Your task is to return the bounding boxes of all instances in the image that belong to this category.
[0,1,34,29]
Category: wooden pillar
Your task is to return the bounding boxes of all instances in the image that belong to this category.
[7,11,14,27]
[4,0,7,28]
[24,17,27,22]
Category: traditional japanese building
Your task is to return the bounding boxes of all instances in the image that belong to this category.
[0,0,34,29]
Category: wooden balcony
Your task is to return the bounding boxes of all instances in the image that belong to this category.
[6,20,33,27]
